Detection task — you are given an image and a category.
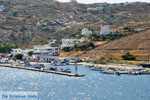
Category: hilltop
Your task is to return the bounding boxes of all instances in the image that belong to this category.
[0,0,150,47]
[79,29,150,61]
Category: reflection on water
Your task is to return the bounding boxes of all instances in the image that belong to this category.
[0,65,150,100]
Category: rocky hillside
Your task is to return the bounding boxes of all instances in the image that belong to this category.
[79,29,150,61]
[0,0,150,47]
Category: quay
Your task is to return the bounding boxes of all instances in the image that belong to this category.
[0,64,85,77]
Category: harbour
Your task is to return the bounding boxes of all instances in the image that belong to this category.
[0,65,150,100]
[0,64,85,77]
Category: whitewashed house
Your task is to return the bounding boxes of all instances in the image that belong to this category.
[80,37,88,43]
[0,6,5,12]
[61,39,80,49]
[48,40,57,45]
[96,7,103,11]
[135,28,141,32]
[100,25,111,35]
[87,8,96,11]
[82,28,92,36]
[87,7,103,11]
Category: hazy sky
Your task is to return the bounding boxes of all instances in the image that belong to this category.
[57,0,150,4]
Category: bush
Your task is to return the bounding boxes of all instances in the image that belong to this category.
[89,34,100,41]
[15,54,23,60]
[106,58,113,63]
[51,43,59,47]
[28,51,33,56]
[122,52,136,60]
[98,57,105,64]
[20,27,27,32]
[38,40,48,45]
[75,42,95,51]
[12,11,18,17]
[62,47,71,52]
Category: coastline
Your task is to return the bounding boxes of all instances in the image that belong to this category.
[77,62,143,69]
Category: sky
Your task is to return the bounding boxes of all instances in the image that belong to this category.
[57,0,150,4]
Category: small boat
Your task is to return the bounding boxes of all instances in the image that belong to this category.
[65,68,71,73]
[91,67,105,71]
[114,71,121,76]
[88,65,95,68]
[60,68,71,73]
[100,70,115,74]
[49,67,58,71]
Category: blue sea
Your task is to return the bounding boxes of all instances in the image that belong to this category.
[0,65,150,100]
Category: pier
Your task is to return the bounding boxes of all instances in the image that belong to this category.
[0,64,85,77]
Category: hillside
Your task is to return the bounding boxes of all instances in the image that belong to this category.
[79,29,150,61]
[0,0,150,47]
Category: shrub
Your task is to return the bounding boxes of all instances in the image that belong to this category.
[38,40,48,45]
[106,58,113,63]
[15,54,23,60]
[122,52,136,60]
[75,42,95,51]
[51,43,59,47]
[98,57,105,63]
[62,47,71,52]
[28,51,33,56]
[20,27,27,32]
[12,11,18,17]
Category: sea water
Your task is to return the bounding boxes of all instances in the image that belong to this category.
[0,65,150,100]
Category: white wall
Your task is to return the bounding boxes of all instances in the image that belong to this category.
[82,28,92,36]
[100,26,110,35]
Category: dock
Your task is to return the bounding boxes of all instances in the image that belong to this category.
[0,64,85,77]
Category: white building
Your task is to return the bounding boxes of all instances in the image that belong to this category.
[100,25,111,35]
[82,28,92,36]
[80,37,88,43]
[96,7,103,11]
[11,49,33,57]
[87,7,103,11]
[33,45,59,56]
[0,6,4,12]
[61,39,80,49]
[48,40,57,45]
[11,45,59,57]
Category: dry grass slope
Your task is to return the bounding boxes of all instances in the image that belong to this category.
[80,29,150,61]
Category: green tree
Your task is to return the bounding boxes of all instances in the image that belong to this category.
[62,47,71,52]
[0,44,17,53]
[28,51,33,56]
[122,52,136,60]
[89,34,100,41]
[15,54,23,60]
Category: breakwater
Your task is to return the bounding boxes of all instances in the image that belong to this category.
[0,64,85,77]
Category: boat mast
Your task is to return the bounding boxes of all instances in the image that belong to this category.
[75,48,78,75]
[75,59,78,75]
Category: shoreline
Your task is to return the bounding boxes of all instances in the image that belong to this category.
[77,62,143,69]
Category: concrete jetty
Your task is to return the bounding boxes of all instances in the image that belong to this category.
[0,64,85,77]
